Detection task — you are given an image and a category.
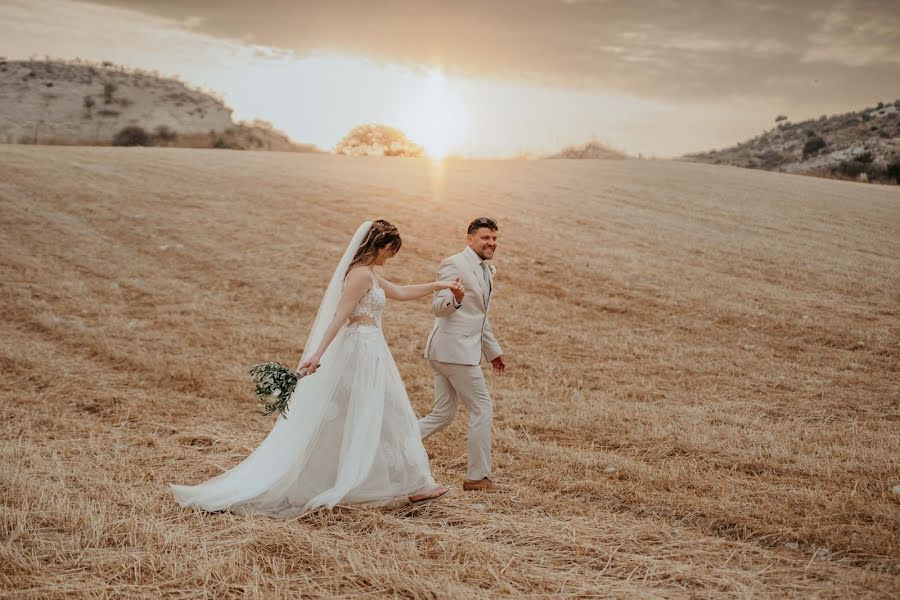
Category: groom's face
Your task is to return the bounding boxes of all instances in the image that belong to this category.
[467,227,498,261]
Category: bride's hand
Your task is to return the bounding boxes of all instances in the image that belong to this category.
[297,354,321,375]
[435,277,465,301]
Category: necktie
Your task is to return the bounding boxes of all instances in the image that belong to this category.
[481,261,491,300]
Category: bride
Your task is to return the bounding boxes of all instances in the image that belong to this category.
[171,220,460,516]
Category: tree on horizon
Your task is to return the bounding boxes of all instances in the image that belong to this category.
[335,124,424,157]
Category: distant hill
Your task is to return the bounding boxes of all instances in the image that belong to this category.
[685,101,900,184]
[547,139,627,159]
[0,58,320,152]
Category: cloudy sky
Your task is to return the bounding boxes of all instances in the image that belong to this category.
[2,0,899,156]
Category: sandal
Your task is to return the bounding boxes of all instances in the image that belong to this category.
[409,484,450,504]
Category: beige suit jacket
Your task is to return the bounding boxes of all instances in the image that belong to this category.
[424,247,503,366]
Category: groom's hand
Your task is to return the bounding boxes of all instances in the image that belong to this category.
[490,355,506,374]
[450,277,465,303]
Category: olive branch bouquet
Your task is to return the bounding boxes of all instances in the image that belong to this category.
[249,361,318,418]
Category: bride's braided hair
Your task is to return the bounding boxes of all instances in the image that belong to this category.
[347,219,402,273]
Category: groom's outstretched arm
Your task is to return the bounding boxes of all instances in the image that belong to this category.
[432,257,462,317]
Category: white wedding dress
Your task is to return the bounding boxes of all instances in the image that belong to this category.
[170,222,435,517]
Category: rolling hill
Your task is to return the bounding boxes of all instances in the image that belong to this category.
[685,101,900,184]
[0,58,319,152]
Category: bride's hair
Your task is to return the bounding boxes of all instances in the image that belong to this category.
[347,219,402,273]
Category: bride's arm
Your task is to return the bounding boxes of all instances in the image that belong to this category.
[376,273,463,302]
[297,268,371,373]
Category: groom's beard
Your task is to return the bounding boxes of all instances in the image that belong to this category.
[475,247,495,261]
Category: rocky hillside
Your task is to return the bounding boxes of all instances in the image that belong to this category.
[0,58,318,152]
[685,101,900,184]
[547,139,627,159]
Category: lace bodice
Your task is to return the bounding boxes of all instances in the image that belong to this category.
[347,270,386,327]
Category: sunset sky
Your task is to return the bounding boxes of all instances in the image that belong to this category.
[1,0,899,157]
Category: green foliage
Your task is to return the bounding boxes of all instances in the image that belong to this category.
[249,362,318,418]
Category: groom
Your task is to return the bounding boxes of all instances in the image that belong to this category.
[419,217,507,492]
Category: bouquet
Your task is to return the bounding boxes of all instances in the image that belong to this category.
[249,361,318,418]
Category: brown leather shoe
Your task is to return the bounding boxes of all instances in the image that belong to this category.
[462,477,508,493]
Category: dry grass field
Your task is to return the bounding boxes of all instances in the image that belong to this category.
[1,145,898,598]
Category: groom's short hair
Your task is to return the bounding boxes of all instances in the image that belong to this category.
[467,217,498,234]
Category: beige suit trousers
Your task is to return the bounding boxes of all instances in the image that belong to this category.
[418,359,492,481]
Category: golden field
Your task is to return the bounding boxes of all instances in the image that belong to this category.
[1,145,898,598]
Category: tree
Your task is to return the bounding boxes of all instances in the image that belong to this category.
[335,124,424,157]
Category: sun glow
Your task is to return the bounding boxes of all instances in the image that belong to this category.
[401,69,469,159]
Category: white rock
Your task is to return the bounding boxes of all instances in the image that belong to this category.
[891,483,900,496]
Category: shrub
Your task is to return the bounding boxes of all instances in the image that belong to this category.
[856,151,873,164]
[112,126,148,146]
[833,160,866,179]
[886,160,900,183]
[212,136,240,150]
[802,136,826,159]
[775,114,788,123]
[103,82,117,104]
[757,150,785,169]
[153,125,177,144]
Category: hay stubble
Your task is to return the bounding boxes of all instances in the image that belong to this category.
[1,146,898,598]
